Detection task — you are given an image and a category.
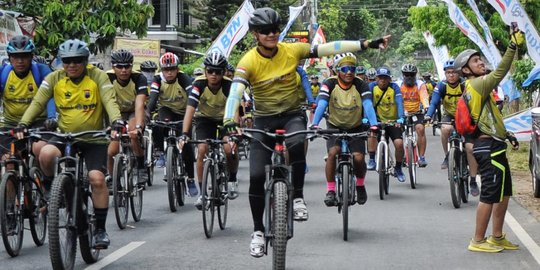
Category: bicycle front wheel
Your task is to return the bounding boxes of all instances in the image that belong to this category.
[378,151,387,200]
[202,159,215,238]
[28,167,47,246]
[48,174,77,270]
[448,148,461,208]
[407,140,417,189]
[79,192,100,264]
[0,172,24,257]
[130,161,144,222]
[112,156,129,229]
[144,134,154,186]
[166,147,179,212]
[272,181,288,270]
[341,163,351,241]
[217,169,229,230]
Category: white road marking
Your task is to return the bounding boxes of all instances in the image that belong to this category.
[506,212,540,266]
[85,241,145,270]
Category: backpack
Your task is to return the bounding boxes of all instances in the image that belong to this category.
[454,87,487,136]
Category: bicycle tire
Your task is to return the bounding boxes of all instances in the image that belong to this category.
[144,135,154,186]
[448,148,461,208]
[130,156,144,222]
[112,156,129,229]
[460,154,469,203]
[0,172,24,257]
[202,159,215,238]
[407,140,417,189]
[341,163,351,241]
[166,147,179,212]
[217,167,229,230]
[79,190,100,264]
[272,181,288,270]
[175,156,185,207]
[48,174,77,270]
[28,167,47,246]
[378,151,386,200]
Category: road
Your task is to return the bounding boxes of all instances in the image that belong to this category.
[1,132,540,270]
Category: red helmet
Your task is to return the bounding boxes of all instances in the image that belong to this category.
[159,52,179,68]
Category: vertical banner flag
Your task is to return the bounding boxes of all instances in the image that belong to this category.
[279,3,307,42]
[417,0,450,80]
[305,26,330,77]
[207,0,254,58]
[487,0,540,88]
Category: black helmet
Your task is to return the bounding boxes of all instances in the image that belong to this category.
[249,8,280,31]
[7,35,35,55]
[111,49,134,64]
[140,60,158,71]
[356,66,366,74]
[58,39,90,59]
[204,52,227,69]
[454,49,480,72]
[90,62,104,70]
[367,68,377,79]
[33,55,47,64]
[226,63,235,72]
[401,63,417,74]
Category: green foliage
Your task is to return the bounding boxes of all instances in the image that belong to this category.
[513,58,539,107]
[185,0,244,40]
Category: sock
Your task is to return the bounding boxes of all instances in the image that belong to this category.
[356,177,365,187]
[327,181,336,192]
[396,162,403,168]
[137,156,145,169]
[229,172,237,182]
[94,207,108,230]
[470,176,477,184]
[369,152,375,160]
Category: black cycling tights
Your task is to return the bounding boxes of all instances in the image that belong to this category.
[249,112,307,232]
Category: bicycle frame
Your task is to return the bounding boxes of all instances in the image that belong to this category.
[375,124,395,175]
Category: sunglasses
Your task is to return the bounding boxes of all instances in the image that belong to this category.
[258,27,280,35]
[62,57,86,65]
[403,72,416,77]
[206,68,224,75]
[337,65,357,73]
[162,67,178,72]
[113,63,133,69]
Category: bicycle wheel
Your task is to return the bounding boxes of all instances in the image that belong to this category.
[407,140,417,189]
[217,168,229,230]
[175,160,185,207]
[112,156,129,229]
[48,174,77,270]
[79,192,100,264]
[341,163,351,241]
[202,159,215,238]
[378,151,386,200]
[166,147,179,212]
[460,154,469,203]
[144,134,154,186]
[272,181,288,270]
[28,167,47,246]
[448,148,461,208]
[0,172,24,257]
[130,156,144,222]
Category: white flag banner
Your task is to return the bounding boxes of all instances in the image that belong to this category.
[279,3,306,42]
[207,0,255,58]
[417,0,450,80]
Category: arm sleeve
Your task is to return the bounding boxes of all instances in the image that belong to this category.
[187,79,206,109]
[357,80,377,126]
[393,83,405,119]
[312,99,328,126]
[134,73,149,96]
[46,98,56,119]
[20,77,54,125]
[426,82,444,117]
[146,76,161,113]
[296,67,315,103]
[309,41,363,58]
[224,81,247,121]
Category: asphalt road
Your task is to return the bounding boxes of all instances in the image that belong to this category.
[1,130,540,270]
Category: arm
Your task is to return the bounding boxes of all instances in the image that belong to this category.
[470,46,516,98]
[312,99,328,126]
[425,85,443,118]
[312,80,332,125]
[20,78,53,126]
[182,105,196,135]
[134,74,149,127]
[419,83,429,110]
[311,35,391,58]
[393,84,405,119]
[97,72,122,124]
[46,98,56,119]
[296,67,315,104]
[146,76,161,114]
[223,81,247,122]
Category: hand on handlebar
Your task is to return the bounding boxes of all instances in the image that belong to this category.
[178,133,190,150]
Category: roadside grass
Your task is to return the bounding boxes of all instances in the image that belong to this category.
[507,141,530,172]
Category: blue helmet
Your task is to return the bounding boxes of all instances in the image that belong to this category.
[443,59,455,71]
[376,67,392,77]
[6,35,35,55]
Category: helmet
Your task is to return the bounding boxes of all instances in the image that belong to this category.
[454,49,480,71]
[90,62,104,70]
[401,63,417,74]
[33,55,47,64]
[111,49,134,64]
[203,52,227,69]
[159,52,179,68]
[367,68,377,79]
[356,66,366,74]
[333,53,357,68]
[140,60,158,71]
[193,68,204,76]
[443,59,455,71]
[7,35,35,55]
[226,63,235,72]
[248,8,280,31]
[376,67,392,77]
[58,39,90,59]
[422,72,432,78]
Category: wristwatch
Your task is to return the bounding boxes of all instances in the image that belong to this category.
[135,124,143,130]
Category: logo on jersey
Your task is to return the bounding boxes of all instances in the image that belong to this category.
[28,84,34,92]
[65,91,72,99]
[84,89,90,99]
[8,84,15,92]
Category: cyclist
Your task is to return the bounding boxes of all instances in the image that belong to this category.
[180,52,240,208]
[33,55,48,65]
[425,60,479,196]
[366,67,406,182]
[366,67,377,83]
[423,71,441,126]
[139,60,158,86]
[311,53,377,206]
[356,65,367,81]
[193,67,204,78]
[399,63,429,167]
[106,49,149,187]
[225,63,235,78]
[146,52,197,196]
[221,7,390,257]
[90,62,104,70]
[456,28,522,253]
[17,39,123,249]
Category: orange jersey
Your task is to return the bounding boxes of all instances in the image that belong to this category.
[400,80,429,113]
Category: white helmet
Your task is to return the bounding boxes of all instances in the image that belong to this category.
[333,52,357,69]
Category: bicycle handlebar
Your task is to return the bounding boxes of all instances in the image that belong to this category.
[148,120,184,129]
[30,130,108,142]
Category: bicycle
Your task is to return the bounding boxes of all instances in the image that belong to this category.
[34,130,108,269]
[111,129,144,229]
[142,127,155,186]
[439,121,469,208]
[237,115,252,160]
[0,130,47,257]
[404,112,421,189]
[150,120,187,212]
[375,122,398,200]
[190,135,230,238]
[322,130,368,241]
[238,128,323,270]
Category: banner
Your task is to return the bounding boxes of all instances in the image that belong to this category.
[523,65,540,87]
[0,10,23,60]
[279,3,306,42]
[504,108,532,141]
[304,26,330,78]
[114,38,160,71]
[207,0,254,58]
[417,0,450,80]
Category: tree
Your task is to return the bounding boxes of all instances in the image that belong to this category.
[1,0,154,56]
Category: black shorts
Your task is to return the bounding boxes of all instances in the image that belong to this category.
[326,123,366,154]
[48,140,108,173]
[194,117,223,140]
[441,114,453,123]
[380,126,402,141]
[473,138,512,203]
[408,113,425,126]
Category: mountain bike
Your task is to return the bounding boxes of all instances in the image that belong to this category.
[404,112,421,189]
[0,131,47,257]
[111,129,144,229]
[441,121,469,208]
[376,123,398,200]
[142,128,155,186]
[34,130,108,270]
[239,128,324,270]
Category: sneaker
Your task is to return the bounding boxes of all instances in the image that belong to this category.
[357,186,367,205]
[293,198,308,221]
[468,238,503,253]
[441,156,448,170]
[487,233,519,250]
[367,159,376,170]
[93,229,110,249]
[228,181,239,200]
[186,179,198,197]
[194,196,203,211]
[323,154,328,162]
[42,179,52,202]
[470,180,479,197]
[250,231,265,258]
[324,190,337,207]
[395,167,406,182]
[418,157,427,168]
[137,168,148,185]
[106,175,113,195]
[156,153,165,168]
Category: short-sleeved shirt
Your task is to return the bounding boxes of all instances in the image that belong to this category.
[400,80,429,113]
[188,76,232,120]
[107,72,148,113]
[150,72,192,115]
[370,82,402,122]
[439,81,464,117]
